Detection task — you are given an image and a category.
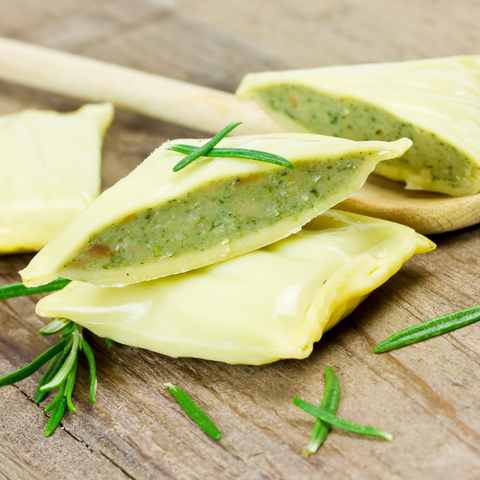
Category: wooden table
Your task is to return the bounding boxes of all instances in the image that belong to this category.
[1,1,480,478]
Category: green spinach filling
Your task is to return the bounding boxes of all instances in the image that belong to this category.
[256,84,478,190]
[66,156,366,271]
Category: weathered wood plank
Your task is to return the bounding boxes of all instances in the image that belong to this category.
[1,0,480,479]
[0,384,132,480]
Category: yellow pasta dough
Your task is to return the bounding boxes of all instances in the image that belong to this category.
[0,103,113,253]
[36,210,435,365]
[21,133,411,287]
[237,56,480,196]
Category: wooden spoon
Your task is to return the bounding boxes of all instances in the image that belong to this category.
[338,175,480,234]
[0,36,476,235]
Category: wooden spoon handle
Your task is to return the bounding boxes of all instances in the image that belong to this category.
[0,37,282,135]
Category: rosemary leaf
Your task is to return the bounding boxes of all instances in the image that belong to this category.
[171,121,241,172]
[304,366,341,457]
[66,363,77,412]
[39,318,73,336]
[62,336,74,353]
[81,336,97,403]
[293,398,393,442]
[45,396,67,437]
[169,144,294,169]
[0,339,69,387]
[35,348,70,403]
[40,328,81,392]
[106,338,113,348]
[165,383,222,440]
[374,304,480,353]
[0,278,71,301]
[44,381,67,413]
[60,322,75,338]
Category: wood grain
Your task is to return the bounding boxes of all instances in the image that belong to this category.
[1,1,480,479]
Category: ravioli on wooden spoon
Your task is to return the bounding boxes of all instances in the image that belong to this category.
[237,56,480,197]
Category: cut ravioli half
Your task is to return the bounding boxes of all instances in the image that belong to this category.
[0,103,114,253]
[236,56,480,196]
[21,133,411,287]
[36,210,435,365]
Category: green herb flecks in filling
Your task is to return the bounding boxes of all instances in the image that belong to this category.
[257,84,479,191]
[66,155,365,271]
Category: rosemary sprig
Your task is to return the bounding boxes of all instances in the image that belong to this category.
[81,336,98,403]
[374,304,480,353]
[294,398,393,441]
[304,366,341,457]
[171,121,241,172]
[169,144,294,169]
[167,121,293,171]
[165,383,222,440]
[39,318,72,336]
[0,278,71,301]
[34,348,70,403]
[0,319,97,436]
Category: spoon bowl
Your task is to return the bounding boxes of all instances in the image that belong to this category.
[337,174,480,234]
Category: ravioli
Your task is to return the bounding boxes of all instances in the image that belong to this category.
[36,210,435,365]
[0,103,114,253]
[236,56,480,196]
[20,133,411,287]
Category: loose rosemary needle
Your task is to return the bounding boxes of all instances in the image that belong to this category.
[0,318,98,436]
[294,398,393,442]
[304,366,341,457]
[167,121,293,171]
[374,304,480,353]
[165,383,222,440]
[0,278,71,301]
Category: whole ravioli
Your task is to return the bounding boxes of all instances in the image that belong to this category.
[236,56,480,196]
[0,103,113,253]
[21,133,411,287]
[36,210,435,365]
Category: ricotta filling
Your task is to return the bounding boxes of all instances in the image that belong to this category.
[66,155,365,272]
